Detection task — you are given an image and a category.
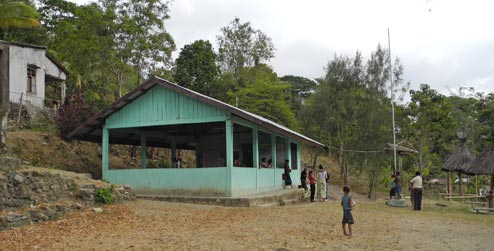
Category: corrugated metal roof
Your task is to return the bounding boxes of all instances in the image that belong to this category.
[68,76,326,148]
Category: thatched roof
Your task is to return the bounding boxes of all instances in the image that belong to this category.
[441,145,474,172]
[463,149,494,175]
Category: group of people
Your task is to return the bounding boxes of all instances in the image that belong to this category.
[389,171,423,210]
[259,158,273,168]
[300,164,330,202]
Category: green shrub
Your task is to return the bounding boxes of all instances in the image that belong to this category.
[95,187,114,204]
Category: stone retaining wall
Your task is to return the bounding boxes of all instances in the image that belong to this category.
[0,169,135,230]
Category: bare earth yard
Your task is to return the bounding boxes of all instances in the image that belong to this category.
[1,198,493,251]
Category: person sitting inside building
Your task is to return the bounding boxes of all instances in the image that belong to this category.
[260,158,268,168]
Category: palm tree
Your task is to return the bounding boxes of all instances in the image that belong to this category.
[0,0,40,39]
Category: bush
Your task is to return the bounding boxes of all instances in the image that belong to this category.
[95,187,114,204]
[55,93,97,139]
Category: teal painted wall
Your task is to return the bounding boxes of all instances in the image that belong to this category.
[106,85,226,128]
[101,85,305,196]
[106,168,227,195]
[231,168,256,195]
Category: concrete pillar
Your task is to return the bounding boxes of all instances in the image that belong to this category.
[272,134,276,187]
[253,127,259,190]
[102,127,109,179]
[140,135,147,169]
[171,140,176,166]
[225,117,233,194]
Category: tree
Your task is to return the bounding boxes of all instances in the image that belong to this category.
[299,45,407,195]
[406,84,458,177]
[477,93,494,150]
[231,64,297,129]
[174,40,219,96]
[0,0,40,39]
[280,75,317,116]
[114,0,175,84]
[217,17,274,76]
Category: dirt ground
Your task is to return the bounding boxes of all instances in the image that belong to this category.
[1,197,493,251]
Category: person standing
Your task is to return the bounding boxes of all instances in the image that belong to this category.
[300,166,308,191]
[389,174,396,200]
[316,165,327,202]
[308,170,316,202]
[341,185,355,237]
[410,171,423,210]
[325,170,330,201]
[283,159,292,188]
[394,171,402,199]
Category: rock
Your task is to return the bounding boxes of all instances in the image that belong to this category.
[21,161,31,166]
[13,174,24,184]
[0,157,21,171]
[92,207,103,213]
[74,188,95,201]
[34,244,42,250]
[71,203,84,210]
[81,173,92,179]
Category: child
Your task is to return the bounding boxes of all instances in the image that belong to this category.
[341,185,354,237]
[389,174,396,200]
[316,165,327,202]
[308,170,316,202]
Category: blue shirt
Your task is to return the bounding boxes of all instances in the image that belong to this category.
[341,194,352,210]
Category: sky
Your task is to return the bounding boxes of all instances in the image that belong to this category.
[72,0,494,98]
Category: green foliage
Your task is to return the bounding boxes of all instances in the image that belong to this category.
[0,0,41,39]
[174,40,219,95]
[217,17,275,75]
[280,75,317,116]
[406,84,458,177]
[476,93,494,150]
[114,0,176,83]
[230,64,298,129]
[95,186,114,204]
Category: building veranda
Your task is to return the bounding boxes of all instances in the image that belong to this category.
[68,77,325,196]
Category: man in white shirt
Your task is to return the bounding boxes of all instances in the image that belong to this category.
[410,171,423,210]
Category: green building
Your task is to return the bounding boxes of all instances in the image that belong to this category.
[69,77,324,196]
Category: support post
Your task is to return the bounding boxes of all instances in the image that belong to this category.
[225,117,233,194]
[253,127,259,190]
[140,135,147,169]
[171,140,176,166]
[102,127,109,179]
[272,134,277,187]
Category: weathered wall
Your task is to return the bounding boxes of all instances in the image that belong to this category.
[8,45,66,108]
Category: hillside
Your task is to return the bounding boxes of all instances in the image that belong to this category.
[7,131,107,179]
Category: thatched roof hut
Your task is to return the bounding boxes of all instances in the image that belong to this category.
[441,145,474,172]
[441,144,474,196]
[463,149,494,175]
[463,149,494,208]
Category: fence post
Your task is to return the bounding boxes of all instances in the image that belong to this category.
[16,92,23,129]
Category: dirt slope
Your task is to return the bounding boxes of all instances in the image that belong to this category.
[7,131,127,179]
